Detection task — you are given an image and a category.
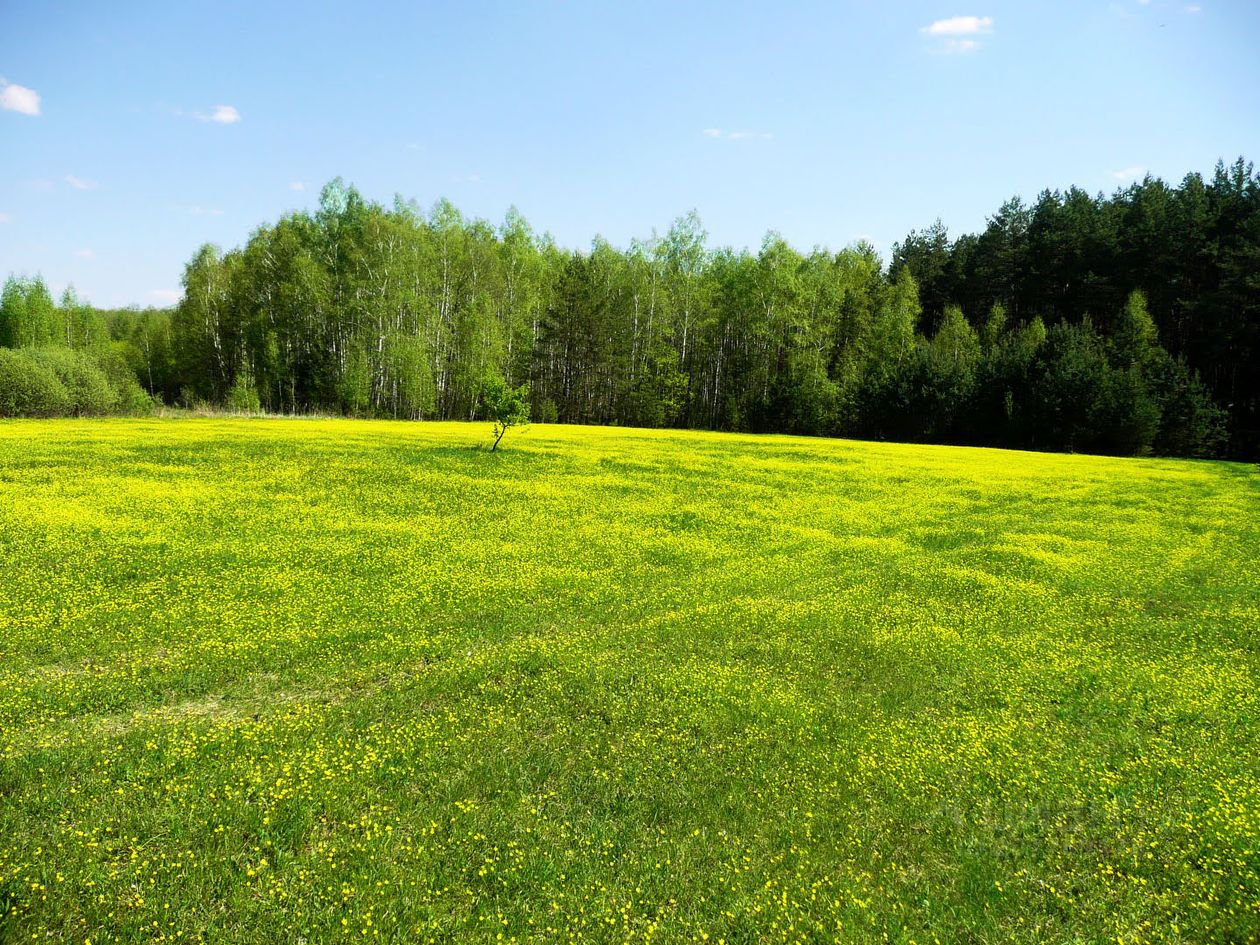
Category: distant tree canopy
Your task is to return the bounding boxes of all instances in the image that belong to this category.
[889,158,1259,457]
[0,276,151,417]
[3,159,1257,460]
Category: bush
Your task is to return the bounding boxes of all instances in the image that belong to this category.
[226,371,262,414]
[0,348,73,416]
[0,346,155,418]
[94,343,154,414]
[27,348,119,415]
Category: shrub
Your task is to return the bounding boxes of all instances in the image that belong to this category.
[27,348,119,415]
[0,348,73,416]
[226,371,262,414]
[94,343,154,414]
[0,346,154,418]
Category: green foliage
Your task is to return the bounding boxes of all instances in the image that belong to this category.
[338,346,372,417]
[2,156,1257,458]
[893,158,1260,456]
[60,287,108,350]
[869,267,921,377]
[980,302,1007,351]
[931,306,981,376]
[1030,320,1112,452]
[93,343,154,414]
[386,333,436,420]
[226,366,262,414]
[971,316,1046,445]
[26,347,119,416]
[0,275,62,348]
[0,348,72,416]
[481,374,530,450]
[1147,353,1229,458]
[173,244,235,403]
[1110,290,1158,369]
[1097,365,1162,456]
[0,343,154,418]
[109,306,178,403]
[536,398,559,424]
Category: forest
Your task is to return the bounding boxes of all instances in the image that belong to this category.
[1,157,1256,460]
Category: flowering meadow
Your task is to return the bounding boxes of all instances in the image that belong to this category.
[0,418,1256,944]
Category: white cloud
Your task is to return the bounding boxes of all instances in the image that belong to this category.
[188,205,225,216]
[1111,165,1147,181]
[206,104,240,124]
[0,80,41,116]
[289,181,306,191]
[148,289,181,306]
[702,128,722,138]
[185,104,241,124]
[1185,3,1201,11]
[921,16,993,52]
[65,174,98,190]
[0,212,10,224]
[74,248,95,259]
[921,15,993,36]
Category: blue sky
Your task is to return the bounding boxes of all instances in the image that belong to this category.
[1,0,1257,308]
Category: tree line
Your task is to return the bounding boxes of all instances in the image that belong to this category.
[0,277,151,418]
[2,158,1256,460]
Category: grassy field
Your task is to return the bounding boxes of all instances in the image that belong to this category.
[0,419,1257,944]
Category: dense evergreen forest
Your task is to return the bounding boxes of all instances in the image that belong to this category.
[2,158,1256,460]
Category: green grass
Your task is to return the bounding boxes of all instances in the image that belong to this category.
[1,418,1257,944]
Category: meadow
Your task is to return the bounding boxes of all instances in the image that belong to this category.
[0,418,1256,944]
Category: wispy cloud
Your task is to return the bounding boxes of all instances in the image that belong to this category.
[289,181,306,191]
[176,104,241,124]
[1185,3,1201,11]
[65,174,98,190]
[702,128,773,141]
[921,15,993,36]
[1111,165,1147,182]
[187,205,225,216]
[148,289,181,306]
[921,15,993,53]
[0,79,41,116]
[0,212,11,224]
[74,248,96,260]
[201,104,241,124]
